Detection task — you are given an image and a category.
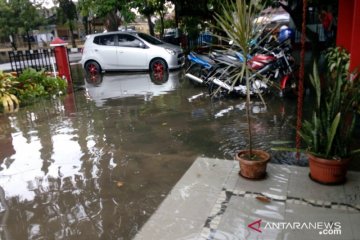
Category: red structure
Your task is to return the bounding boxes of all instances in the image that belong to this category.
[50,37,75,114]
[337,0,360,71]
[50,37,72,83]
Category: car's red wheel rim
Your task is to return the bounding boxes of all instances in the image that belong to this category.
[87,63,98,75]
[153,61,164,73]
[153,72,164,82]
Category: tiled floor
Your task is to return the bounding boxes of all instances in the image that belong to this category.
[134,157,360,240]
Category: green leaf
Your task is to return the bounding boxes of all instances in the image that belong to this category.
[325,112,341,157]
[270,140,294,145]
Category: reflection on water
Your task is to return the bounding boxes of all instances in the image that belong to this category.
[84,71,181,106]
[0,66,302,239]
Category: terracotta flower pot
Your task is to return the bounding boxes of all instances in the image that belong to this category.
[308,154,350,185]
[235,149,271,179]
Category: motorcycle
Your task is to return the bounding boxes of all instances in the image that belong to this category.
[185,27,297,98]
[186,43,297,98]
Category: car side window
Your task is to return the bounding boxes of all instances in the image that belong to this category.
[117,34,143,48]
[94,35,115,46]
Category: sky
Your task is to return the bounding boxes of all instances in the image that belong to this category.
[36,0,79,8]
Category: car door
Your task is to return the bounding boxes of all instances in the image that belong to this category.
[116,34,148,70]
[93,34,118,69]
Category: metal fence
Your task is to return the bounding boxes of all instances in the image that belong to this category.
[8,49,55,75]
[186,33,219,50]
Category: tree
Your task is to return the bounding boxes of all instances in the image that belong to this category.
[58,0,78,48]
[0,0,16,49]
[77,0,91,35]
[20,0,43,50]
[0,0,43,50]
[154,0,169,38]
[155,18,175,34]
[132,0,157,35]
[77,0,135,32]
[168,0,224,41]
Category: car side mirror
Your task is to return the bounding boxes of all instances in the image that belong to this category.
[139,42,146,48]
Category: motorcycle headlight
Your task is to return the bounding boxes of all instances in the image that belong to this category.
[165,48,176,55]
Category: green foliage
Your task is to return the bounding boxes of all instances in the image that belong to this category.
[12,69,68,105]
[180,16,202,40]
[155,18,176,33]
[299,50,360,159]
[0,0,43,45]
[77,0,135,31]
[132,0,168,36]
[324,46,350,77]
[57,0,78,47]
[58,0,77,24]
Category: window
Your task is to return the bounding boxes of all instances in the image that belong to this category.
[117,34,143,47]
[137,33,163,45]
[94,35,115,46]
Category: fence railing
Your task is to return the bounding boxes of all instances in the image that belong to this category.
[8,49,55,75]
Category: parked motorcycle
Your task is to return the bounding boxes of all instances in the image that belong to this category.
[185,27,297,98]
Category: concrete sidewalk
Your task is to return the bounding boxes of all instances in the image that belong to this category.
[134,157,360,240]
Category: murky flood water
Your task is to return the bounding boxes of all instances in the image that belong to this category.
[0,65,307,239]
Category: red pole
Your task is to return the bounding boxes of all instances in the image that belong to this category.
[50,37,72,84]
[350,0,360,71]
[296,0,307,159]
[50,37,75,113]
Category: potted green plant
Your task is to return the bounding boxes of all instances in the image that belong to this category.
[300,47,360,184]
[275,47,360,184]
[214,0,271,179]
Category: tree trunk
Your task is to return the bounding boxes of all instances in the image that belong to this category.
[146,14,155,36]
[159,14,165,38]
[174,2,179,28]
[69,21,77,48]
[106,12,120,31]
[26,31,32,50]
[10,34,17,51]
[245,60,252,156]
[83,16,89,35]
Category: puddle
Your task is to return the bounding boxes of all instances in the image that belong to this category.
[0,65,310,239]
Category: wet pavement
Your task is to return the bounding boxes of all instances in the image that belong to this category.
[0,64,355,239]
[135,157,360,240]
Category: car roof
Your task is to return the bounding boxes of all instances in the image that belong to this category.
[89,31,138,38]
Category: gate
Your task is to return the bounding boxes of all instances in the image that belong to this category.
[8,49,55,75]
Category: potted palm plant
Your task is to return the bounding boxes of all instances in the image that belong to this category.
[298,47,360,184]
[214,0,271,179]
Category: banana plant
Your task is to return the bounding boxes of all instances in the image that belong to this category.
[0,71,19,113]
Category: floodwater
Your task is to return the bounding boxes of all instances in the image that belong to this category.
[0,65,304,239]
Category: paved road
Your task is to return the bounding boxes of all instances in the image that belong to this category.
[0,52,82,72]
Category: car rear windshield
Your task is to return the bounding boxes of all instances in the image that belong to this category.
[137,33,163,45]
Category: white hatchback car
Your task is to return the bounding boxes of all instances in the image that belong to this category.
[81,31,185,74]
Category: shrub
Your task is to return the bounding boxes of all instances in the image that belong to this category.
[14,68,67,104]
[0,68,68,112]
